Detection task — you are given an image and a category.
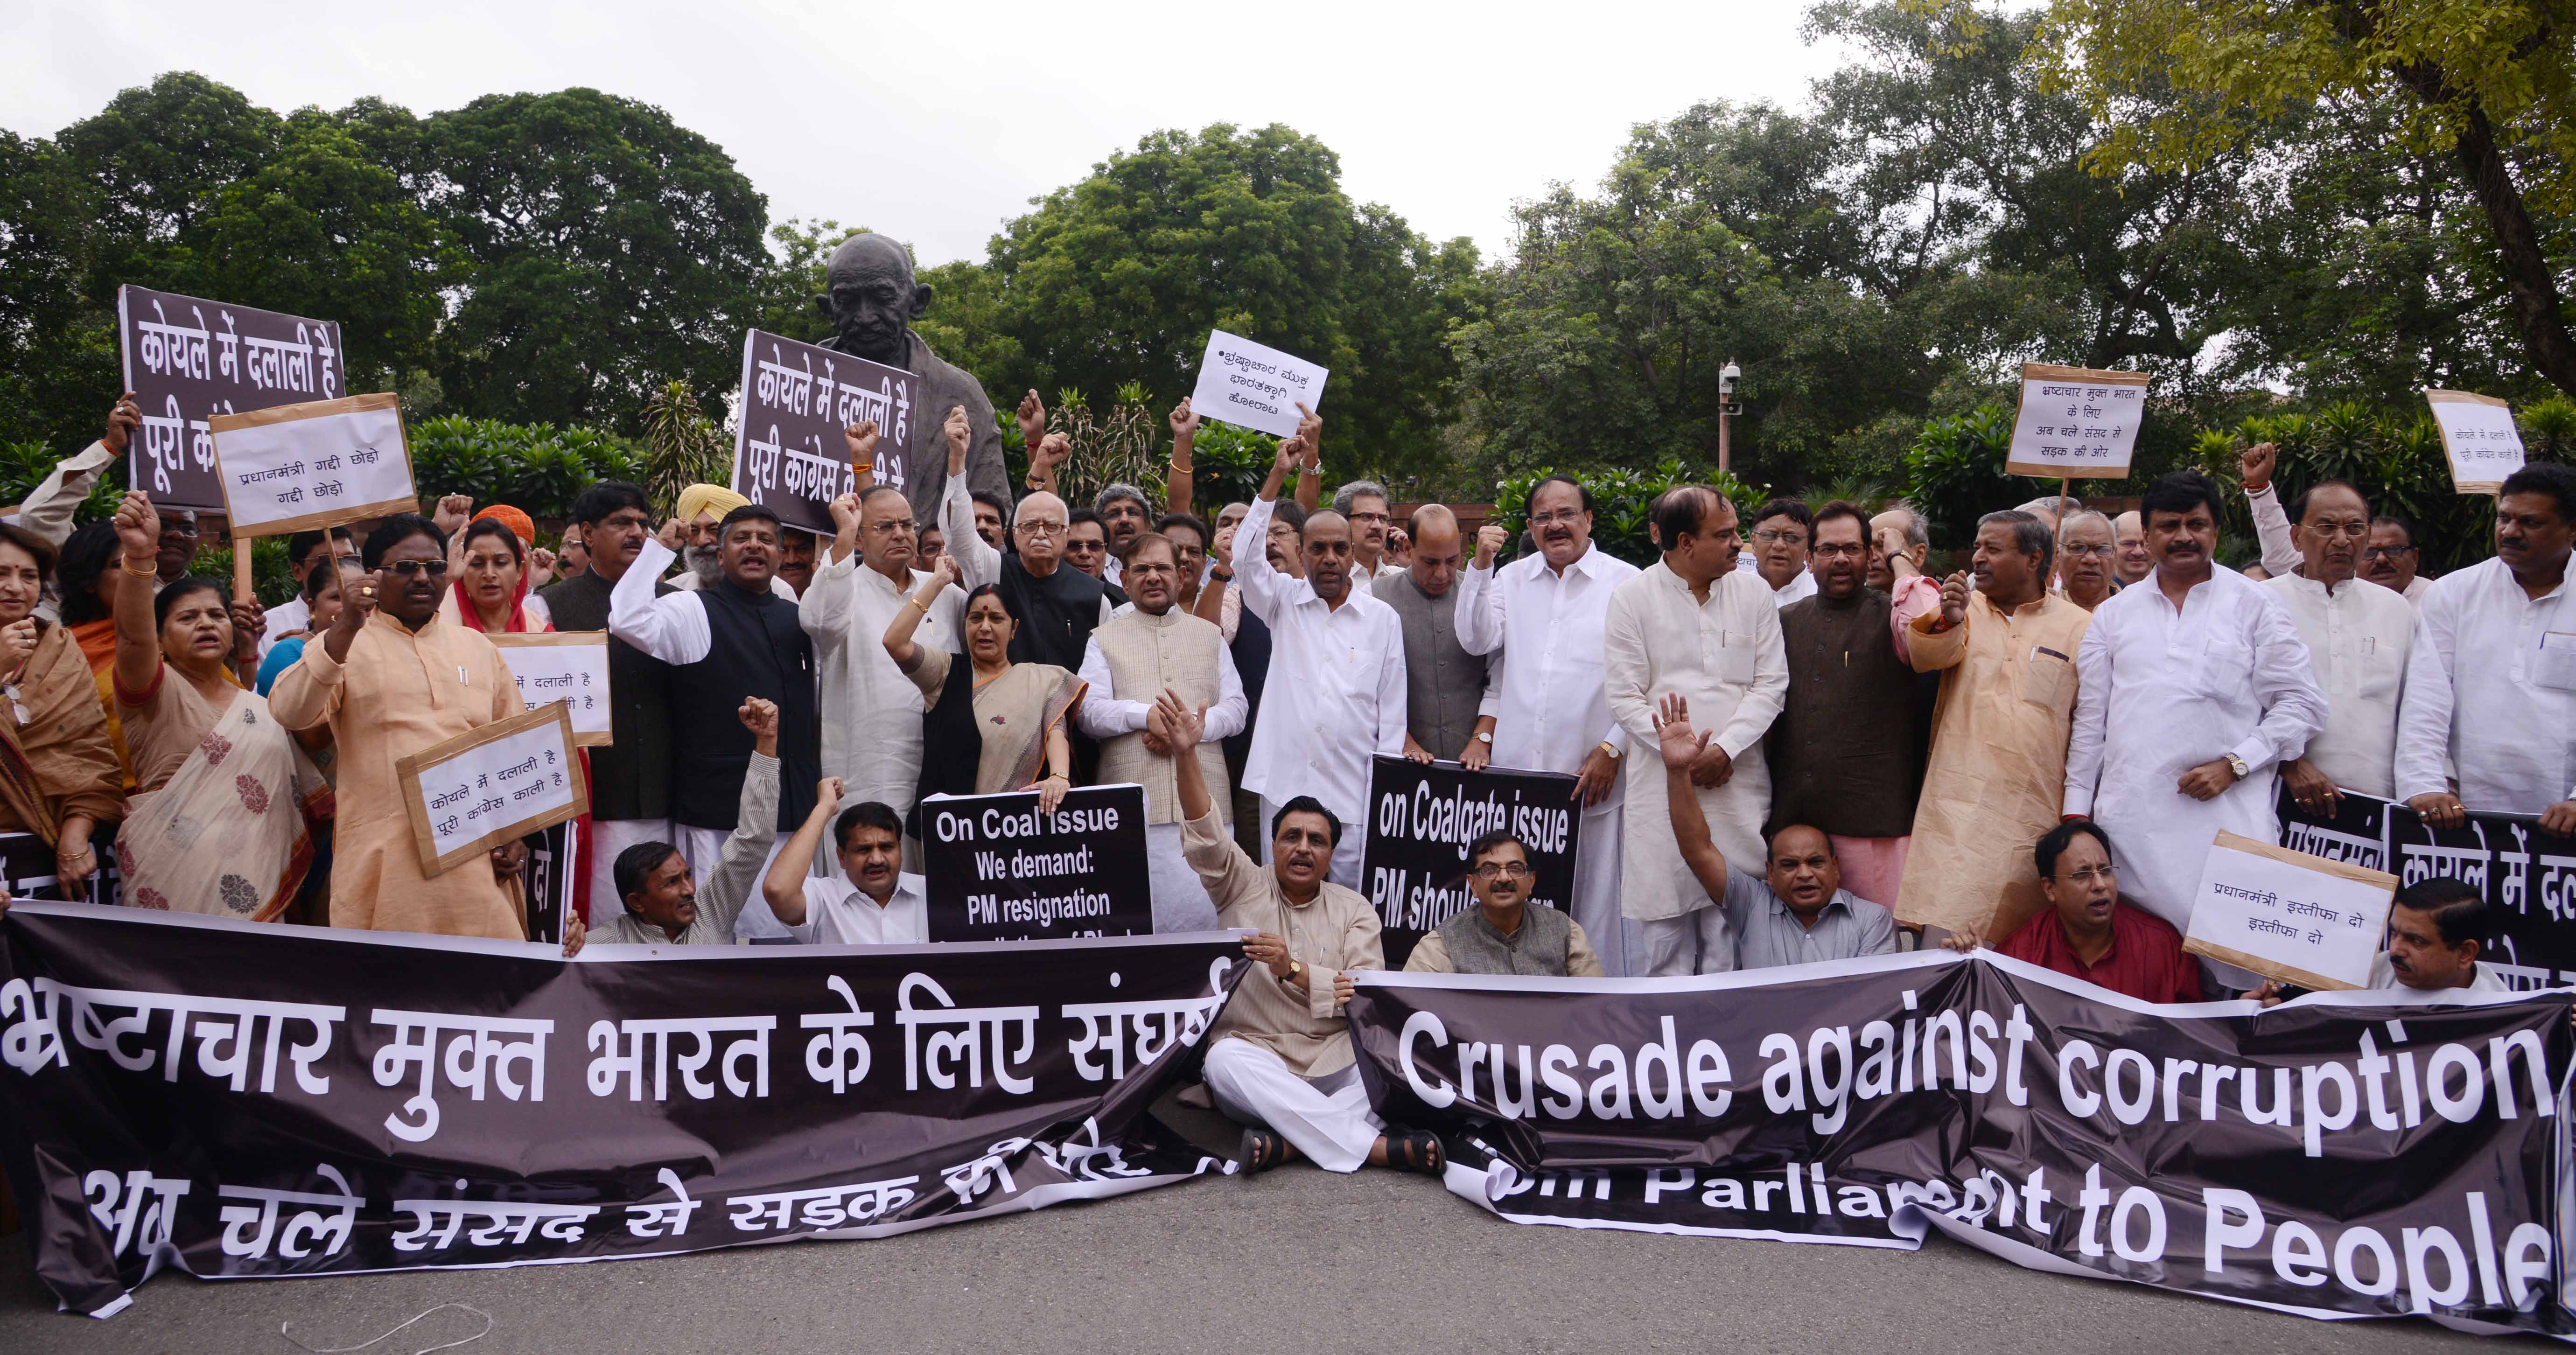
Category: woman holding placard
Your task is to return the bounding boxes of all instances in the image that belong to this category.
[440,515,554,634]
[882,556,1085,831]
[0,521,121,896]
[108,491,328,921]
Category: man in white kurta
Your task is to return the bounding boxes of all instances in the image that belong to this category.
[1604,487,1788,976]
[2064,473,2324,981]
[2396,463,2576,829]
[799,484,965,855]
[1453,475,1641,976]
[2265,481,2415,805]
[1234,440,1407,888]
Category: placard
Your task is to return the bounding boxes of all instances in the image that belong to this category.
[118,285,345,512]
[918,783,1152,941]
[1187,330,1328,440]
[488,632,612,746]
[2424,388,2526,493]
[732,328,914,535]
[2005,362,2148,479]
[206,392,418,537]
[2182,829,2396,991]
[2276,786,2576,989]
[394,701,590,877]
[1358,754,1583,967]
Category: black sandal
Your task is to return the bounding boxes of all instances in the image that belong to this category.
[1386,1131,1444,1175]
[1239,1128,1296,1174]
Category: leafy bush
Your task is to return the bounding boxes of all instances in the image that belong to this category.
[1899,406,2017,551]
[409,417,644,522]
[1490,460,1768,568]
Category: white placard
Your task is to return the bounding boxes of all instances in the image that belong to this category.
[489,633,612,747]
[396,702,588,876]
[2425,389,2526,494]
[2181,831,2397,991]
[2006,363,2148,480]
[207,392,418,537]
[1187,330,1328,440]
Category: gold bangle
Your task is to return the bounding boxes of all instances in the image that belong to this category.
[120,559,158,579]
[908,594,932,615]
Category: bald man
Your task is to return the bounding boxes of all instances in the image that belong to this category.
[2058,510,2117,610]
[2112,510,2152,587]
[936,411,1110,671]
[1375,504,1500,765]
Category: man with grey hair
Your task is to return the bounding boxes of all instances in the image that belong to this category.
[937,410,1112,671]
[1333,480,1400,584]
[2058,510,2118,610]
[1094,482,1154,586]
[1867,503,1929,594]
[813,231,1009,520]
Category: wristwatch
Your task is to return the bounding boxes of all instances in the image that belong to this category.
[2224,753,2250,779]
[1284,960,1305,985]
[1475,731,1493,745]
[1598,740,1623,761]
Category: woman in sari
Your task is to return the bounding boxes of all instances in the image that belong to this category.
[108,492,327,921]
[439,511,553,634]
[884,557,1085,830]
[0,521,121,895]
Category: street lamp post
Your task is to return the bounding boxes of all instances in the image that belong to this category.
[1717,360,1743,476]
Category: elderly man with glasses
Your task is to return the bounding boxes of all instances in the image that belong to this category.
[2057,510,2119,610]
[2360,515,2432,610]
[2265,480,2415,815]
[937,409,1112,671]
[1402,830,1604,975]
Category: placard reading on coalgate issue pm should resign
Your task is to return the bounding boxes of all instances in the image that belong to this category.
[1361,755,1582,964]
[920,783,1152,942]
[732,328,914,536]
[118,285,346,512]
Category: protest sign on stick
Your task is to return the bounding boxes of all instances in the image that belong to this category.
[918,783,1152,941]
[487,632,613,747]
[395,701,589,877]
[1187,330,1328,440]
[731,329,913,535]
[117,285,345,512]
[2005,363,2147,480]
[207,391,418,604]
[2424,388,2526,494]
[1359,754,1583,967]
[2183,830,2396,991]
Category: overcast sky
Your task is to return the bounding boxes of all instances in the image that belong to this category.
[6,0,1854,267]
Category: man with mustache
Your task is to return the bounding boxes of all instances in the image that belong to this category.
[1401,830,1604,975]
[1656,693,1896,968]
[1456,474,1641,972]
[2064,470,2324,987]
[2360,514,2432,610]
[812,230,1008,522]
[271,513,527,938]
[1893,510,2093,947]
[1742,499,1817,608]
[660,483,798,600]
[1231,414,1405,887]
[1766,503,1919,911]
[1157,693,1437,1178]
[593,699,790,945]
[2397,462,2576,834]
[2254,877,2508,1004]
[1076,531,1244,930]
[938,407,1112,672]
[610,499,824,887]
[1332,479,1400,586]
[2057,510,2118,610]
[2266,479,2416,814]
[1974,820,2200,1003]
[762,777,926,946]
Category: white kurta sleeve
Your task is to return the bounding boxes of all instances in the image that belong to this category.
[943,473,1001,591]
[798,551,859,650]
[1234,496,1289,626]
[1373,608,1409,756]
[2063,614,2113,817]
[2393,595,2458,802]
[1602,587,1656,749]
[1715,596,1787,759]
[607,539,713,664]
[1205,642,1249,742]
[2229,591,2327,775]
[1452,560,1504,656]
[1074,637,1148,738]
[2246,484,2300,579]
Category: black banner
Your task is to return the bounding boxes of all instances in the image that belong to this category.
[918,784,1153,941]
[0,904,1242,1315]
[1360,755,1583,967]
[1346,954,2576,1335]
[732,328,915,535]
[2277,787,2576,989]
[117,286,346,513]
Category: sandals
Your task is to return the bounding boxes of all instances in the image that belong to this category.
[1386,1131,1444,1176]
[1238,1127,1297,1175]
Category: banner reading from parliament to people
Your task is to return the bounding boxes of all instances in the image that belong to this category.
[1345,953,2576,1337]
[0,904,1243,1317]
[2275,786,2576,988]
[1360,755,1584,967]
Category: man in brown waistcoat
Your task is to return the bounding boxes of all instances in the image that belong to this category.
[1765,502,1920,908]
[1402,830,1605,976]
[1076,532,1245,931]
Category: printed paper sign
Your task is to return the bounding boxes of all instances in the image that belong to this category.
[919,783,1153,941]
[488,632,612,747]
[732,328,913,535]
[2005,362,2147,479]
[1188,330,1328,440]
[1359,754,1584,968]
[2424,389,2526,494]
[118,285,346,512]
[207,393,417,538]
[395,702,590,877]
[2183,830,2397,991]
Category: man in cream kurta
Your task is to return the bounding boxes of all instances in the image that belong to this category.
[2265,481,2415,804]
[271,521,526,939]
[1603,488,1788,976]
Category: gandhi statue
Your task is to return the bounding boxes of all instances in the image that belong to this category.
[815,232,1009,521]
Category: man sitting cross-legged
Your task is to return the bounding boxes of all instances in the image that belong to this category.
[1402,830,1605,976]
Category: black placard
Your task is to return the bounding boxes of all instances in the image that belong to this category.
[1358,754,1583,966]
[2276,785,2576,986]
[918,783,1153,941]
[117,285,346,512]
[731,328,915,535]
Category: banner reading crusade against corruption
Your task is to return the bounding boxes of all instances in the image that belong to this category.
[1360,755,1583,966]
[0,903,1243,1317]
[1346,953,2576,1337]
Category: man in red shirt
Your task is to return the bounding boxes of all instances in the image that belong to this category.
[1960,820,2202,1003]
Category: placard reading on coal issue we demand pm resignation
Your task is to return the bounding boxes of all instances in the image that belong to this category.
[1187,330,1327,440]
[919,783,1152,942]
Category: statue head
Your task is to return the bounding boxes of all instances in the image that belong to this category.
[815,232,931,366]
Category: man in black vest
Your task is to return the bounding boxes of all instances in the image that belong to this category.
[935,405,1109,671]
[538,481,680,923]
[609,500,821,934]
[1400,831,1605,976]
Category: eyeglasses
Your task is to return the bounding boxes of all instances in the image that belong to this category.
[385,560,451,579]
[2061,543,2117,558]
[1471,860,1532,880]
[1016,522,1066,538]
[1528,510,1587,528]
[1811,542,1867,559]
[1347,510,1392,524]
[865,519,919,535]
[2303,523,2369,540]
[1064,540,1105,553]
[1752,529,1807,546]
[2058,865,2116,885]
[2361,545,2415,559]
